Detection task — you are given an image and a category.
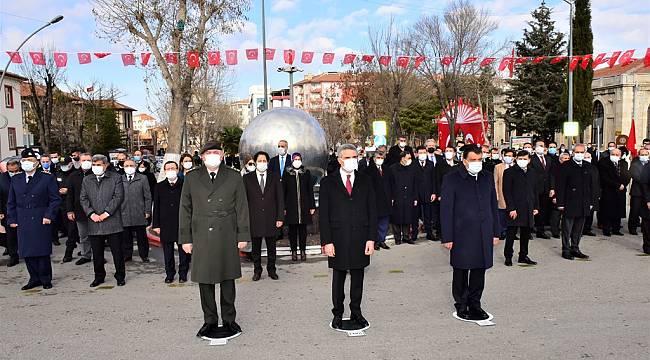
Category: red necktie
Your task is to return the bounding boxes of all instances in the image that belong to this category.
[379,166,383,177]
[541,155,546,168]
[346,174,352,196]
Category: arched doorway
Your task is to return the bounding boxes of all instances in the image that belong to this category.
[592,101,604,147]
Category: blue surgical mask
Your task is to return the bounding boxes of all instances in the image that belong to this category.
[133,156,141,162]
[42,162,50,170]
[548,147,557,155]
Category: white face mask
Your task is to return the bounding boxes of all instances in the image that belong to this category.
[503,156,514,164]
[482,153,489,159]
[573,153,585,162]
[584,157,592,163]
[444,152,455,160]
[608,147,616,152]
[292,160,302,168]
[60,165,71,172]
[81,160,92,170]
[535,146,545,155]
[138,167,145,173]
[51,157,59,164]
[92,165,105,176]
[256,162,268,172]
[342,158,358,173]
[182,161,193,170]
[403,159,412,167]
[73,161,81,169]
[278,147,287,156]
[491,154,500,160]
[516,159,529,168]
[467,161,482,175]
[21,160,35,172]
[418,154,427,161]
[375,158,384,166]
[399,141,407,148]
[124,167,136,175]
[640,155,649,163]
[610,155,620,163]
[524,148,533,154]
[204,154,221,168]
[165,170,178,181]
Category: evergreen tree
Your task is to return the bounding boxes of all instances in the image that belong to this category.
[504,1,566,140]
[83,105,122,155]
[399,98,440,140]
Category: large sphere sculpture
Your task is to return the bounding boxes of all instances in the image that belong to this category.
[239,108,328,180]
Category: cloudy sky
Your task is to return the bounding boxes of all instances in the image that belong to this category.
[1,0,647,117]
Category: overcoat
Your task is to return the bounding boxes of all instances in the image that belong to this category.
[598,158,631,219]
[503,165,539,227]
[120,172,152,227]
[80,170,124,236]
[282,167,315,225]
[555,160,594,218]
[412,159,436,201]
[243,170,284,238]
[388,163,418,225]
[363,163,392,218]
[152,178,183,243]
[179,165,250,284]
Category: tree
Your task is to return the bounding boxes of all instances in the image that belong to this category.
[218,126,242,154]
[398,98,440,142]
[504,1,566,140]
[93,0,250,162]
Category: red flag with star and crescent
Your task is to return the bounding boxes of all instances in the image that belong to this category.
[77,52,92,64]
[29,52,46,65]
[342,53,356,65]
[186,51,200,67]
[165,53,178,64]
[301,51,314,64]
[284,50,296,64]
[322,52,335,64]
[208,51,221,65]
[246,48,258,60]
[226,50,238,65]
[265,48,275,60]
[379,56,391,66]
[53,52,68,67]
[141,52,152,66]
[121,53,136,66]
[7,51,22,64]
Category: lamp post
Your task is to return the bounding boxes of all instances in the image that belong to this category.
[261,0,269,111]
[563,0,574,124]
[277,66,303,108]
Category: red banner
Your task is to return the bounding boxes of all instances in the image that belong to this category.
[225,50,237,65]
[7,51,22,63]
[186,51,200,68]
[301,51,314,64]
[29,52,45,65]
[246,48,258,60]
[53,52,67,67]
[141,52,151,66]
[208,51,221,65]
[265,48,275,60]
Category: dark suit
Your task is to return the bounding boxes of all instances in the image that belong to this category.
[358,157,372,171]
[628,158,648,233]
[65,169,93,260]
[364,163,391,243]
[503,165,539,260]
[243,171,284,274]
[0,172,18,262]
[583,161,601,234]
[556,160,594,254]
[530,153,554,235]
[319,170,377,318]
[153,178,191,280]
[435,159,458,236]
[386,145,414,168]
[639,165,650,254]
[412,159,436,238]
[388,163,418,242]
[269,154,291,178]
[598,158,631,234]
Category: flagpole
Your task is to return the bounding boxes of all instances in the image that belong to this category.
[261,0,268,111]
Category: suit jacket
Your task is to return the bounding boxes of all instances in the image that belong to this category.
[530,153,554,194]
[629,158,647,197]
[282,167,315,225]
[435,159,459,197]
[503,165,539,227]
[269,154,291,178]
[0,172,11,225]
[555,160,594,218]
[598,158,631,219]
[319,170,377,270]
[80,170,124,236]
[65,169,93,220]
[152,178,183,243]
[120,172,152,227]
[493,162,510,209]
[243,171,284,238]
[412,159,437,200]
[386,145,414,167]
[364,163,392,218]
[388,163,418,224]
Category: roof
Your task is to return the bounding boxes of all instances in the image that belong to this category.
[94,99,136,111]
[230,98,249,105]
[0,70,27,82]
[294,72,350,86]
[134,113,156,121]
[593,60,650,78]
[21,82,47,97]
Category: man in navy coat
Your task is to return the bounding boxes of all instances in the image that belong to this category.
[7,148,61,290]
[441,145,500,321]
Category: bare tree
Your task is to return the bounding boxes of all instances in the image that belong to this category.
[409,0,504,146]
[93,0,250,162]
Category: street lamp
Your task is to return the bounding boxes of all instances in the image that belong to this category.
[261,0,269,112]
[277,65,303,108]
[563,0,574,124]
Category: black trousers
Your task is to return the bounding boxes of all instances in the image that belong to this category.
[122,225,149,259]
[251,236,277,273]
[89,232,125,282]
[452,268,486,312]
[65,217,79,249]
[431,202,441,235]
[505,226,531,259]
[199,281,236,325]
[24,255,52,285]
[332,268,365,317]
[288,224,307,252]
[391,224,410,242]
[6,226,18,260]
[549,207,562,237]
[629,196,643,232]
[161,241,191,279]
[562,216,585,253]
[534,194,551,234]
[640,218,650,254]
[602,216,622,234]
[583,209,595,233]
[412,201,433,238]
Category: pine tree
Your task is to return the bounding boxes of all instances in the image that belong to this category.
[504,1,566,140]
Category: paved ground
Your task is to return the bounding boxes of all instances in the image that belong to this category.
[0,230,648,360]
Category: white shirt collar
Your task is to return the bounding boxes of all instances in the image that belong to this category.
[340,168,355,185]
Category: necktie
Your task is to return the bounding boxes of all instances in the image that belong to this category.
[541,155,546,168]
[615,163,620,177]
[379,166,383,177]
[345,174,352,196]
[259,173,265,193]
[27,175,32,183]
[280,156,285,177]
[421,161,425,167]
[210,172,216,183]
[128,175,132,182]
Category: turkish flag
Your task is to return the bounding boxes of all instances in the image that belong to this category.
[568,56,582,71]
[479,57,495,67]
[414,56,425,68]
[186,51,200,68]
[226,50,238,65]
[580,54,592,70]
[301,51,314,64]
[208,51,221,65]
[396,56,410,68]
[645,48,650,67]
[284,50,296,64]
[515,57,530,64]
[462,57,477,65]
[322,52,335,64]
[94,53,111,59]
[618,49,635,66]
[550,56,566,64]
[6,52,22,64]
[165,53,178,64]
[77,52,92,64]
[265,48,275,60]
[532,56,546,64]
[379,56,391,66]
[498,57,513,72]
[361,54,374,63]
[343,53,356,65]
[607,51,621,67]
[29,52,46,65]
[53,52,68,67]
[629,117,637,158]
[441,56,453,66]
[246,48,258,60]
[121,53,136,66]
[592,53,608,68]
[141,52,152,66]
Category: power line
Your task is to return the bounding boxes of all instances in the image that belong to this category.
[0,11,50,24]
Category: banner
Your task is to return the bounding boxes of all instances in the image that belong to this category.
[437,98,488,146]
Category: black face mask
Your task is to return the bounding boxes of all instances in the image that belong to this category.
[73,156,80,162]
[427,148,435,154]
[118,160,125,168]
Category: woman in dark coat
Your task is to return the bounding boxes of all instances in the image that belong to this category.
[282,152,315,261]
[178,153,194,180]
[389,151,418,244]
[138,160,157,199]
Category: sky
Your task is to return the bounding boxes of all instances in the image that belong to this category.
[1,0,648,118]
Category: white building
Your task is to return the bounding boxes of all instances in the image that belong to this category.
[0,71,26,159]
[248,85,271,121]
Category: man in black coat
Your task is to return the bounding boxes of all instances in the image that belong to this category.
[55,156,77,262]
[1,160,21,267]
[320,144,377,330]
[582,151,600,236]
[66,153,94,265]
[412,146,437,241]
[502,150,539,266]
[243,151,284,281]
[441,145,500,321]
[556,144,593,260]
[638,163,650,254]
[268,139,291,179]
[434,146,459,239]
[598,147,631,236]
[385,135,414,167]
[628,149,649,235]
[530,140,554,239]
[364,150,391,250]
[153,161,191,283]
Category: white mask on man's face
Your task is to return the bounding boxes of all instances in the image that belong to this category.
[204,154,221,168]
[610,155,620,163]
[278,147,287,156]
[342,158,358,173]
[256,162,268,172]
[444,152,454,160]
[375,158,384,166]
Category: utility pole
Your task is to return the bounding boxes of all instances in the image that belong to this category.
[277,66,303,107]
[564,0,574,123]
[261,0,269,111]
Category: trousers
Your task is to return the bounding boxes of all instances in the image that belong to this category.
[89,232,125,282]
[24,255,52,285]
[162,241,191,279]
[199,281,236,325]
[452,268,486,312]
[332,268,365,317]
[251,236,277,273]
[288,224,307,252]
[122,225,149,259]
[504,226,531,259]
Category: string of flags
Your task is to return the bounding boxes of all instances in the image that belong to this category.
[5,48,650,71]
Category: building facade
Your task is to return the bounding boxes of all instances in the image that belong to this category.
[0,71,26,159]
[292,72,353,116]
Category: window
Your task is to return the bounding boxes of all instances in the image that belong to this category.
[4,85,13,108]
[8,127,17,150]
[592,101,604,146]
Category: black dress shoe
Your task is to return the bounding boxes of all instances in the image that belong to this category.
[350,313,369,328]
[43,283,52,289]
[583,231,596,236]
[2,249,7,256]
[612,231,624,236]
[395,238,402,245]
[7,257,19,267]
[603,232,611,237]
[141,258,150,263]
[252,272,261,281]
[196,323,213,337]
[504,258,513,266]
[331,315,343,329]
[90,279,105,287]
[457,309,470,320]
[62,255,73,263]
[536,233,551,239]
[571,250,589,259]
[291,251,298,261]
[21,282,42,291]
[467,308,490,321]
[225,321,242,334]
[629,230,638,235]
[404,239,415,245]
[179,277,187,283]
[300,252,307,261]
[117,280,126,286]
[164,278,173,284]
[268,272,279,280]
[379,242,390,250]
[561,253,574,260]
[53,239,61,246]
[518,256,537,265]
[75,257,91,265]
[551,234,560,239]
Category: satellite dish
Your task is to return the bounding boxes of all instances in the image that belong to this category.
[0,114,9,129]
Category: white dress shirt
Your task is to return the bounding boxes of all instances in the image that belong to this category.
[340,168,355,187]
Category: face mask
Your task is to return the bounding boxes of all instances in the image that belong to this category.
[403,159,412,167]
[503,156,514,164]
[133,156,141,162]
[524,148,532,154]
[573,153,585,162]
[482,153,489,159]
[640,155,649,163]
[21,161,35,172]
[292,160,302,168]
[467,161,482,175]
[427,148,435,154]
[342,158,358,173]
[491,154,500,160]
[444,152,454,160]
[548,148,557,155]
[51,157,59,164]
[81,161,92,170]
[60,165,70,172]
[517,159,529,168]
[165,170,178,181]
[42,163,50,171]
[73,161,81,169]
[418,154,427,161]
[610,155,620,163]
[138,167,146,173]
[204,154,221,168]
[584,157,592,163]
[278,147,287,156]
[182,161,193,170]
[399,141,407,148]
[256,162,268,172]
[117,160,125,168]
[245,164,256,172]
[608,147,615,152]
[124,167,136,175]
[535,146,545,155]
[92,166,104,176]
[73,156,80,162]
[375,158,384,166]
[8,172,17,177]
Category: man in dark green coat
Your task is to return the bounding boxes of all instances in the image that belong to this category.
[179,142,250,337]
